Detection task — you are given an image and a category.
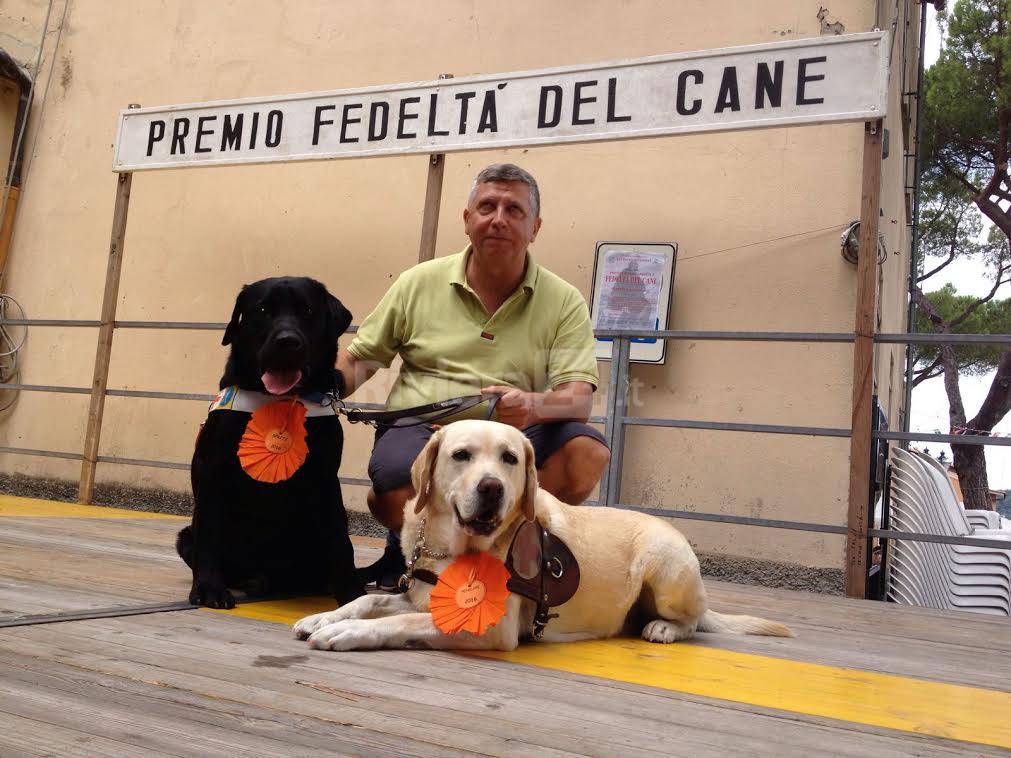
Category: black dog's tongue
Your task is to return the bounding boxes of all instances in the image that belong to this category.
[261,369,302,396]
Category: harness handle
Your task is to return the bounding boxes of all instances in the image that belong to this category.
[336,392,501,429]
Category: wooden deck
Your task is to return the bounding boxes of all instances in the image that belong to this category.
[0,494,1008,756]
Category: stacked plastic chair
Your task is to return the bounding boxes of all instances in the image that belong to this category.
[885,447,1011,616]
[915,453,1011,530]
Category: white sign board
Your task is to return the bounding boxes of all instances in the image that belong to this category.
[590,242,677,364]
[114,32,888,172]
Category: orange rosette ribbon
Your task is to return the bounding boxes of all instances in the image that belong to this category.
[429,552,510,636]
[237,400,308,483]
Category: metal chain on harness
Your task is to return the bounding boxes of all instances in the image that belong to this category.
[397,517,449,592]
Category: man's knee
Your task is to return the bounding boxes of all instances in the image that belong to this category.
[540,435,610,503]
[564,435,610,485]
[367,485,414,531]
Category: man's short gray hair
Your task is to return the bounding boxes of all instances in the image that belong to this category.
[468,163,541,218]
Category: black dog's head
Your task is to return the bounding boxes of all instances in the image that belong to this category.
[219,277,352,396]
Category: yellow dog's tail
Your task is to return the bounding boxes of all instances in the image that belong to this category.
[697,609,794,637]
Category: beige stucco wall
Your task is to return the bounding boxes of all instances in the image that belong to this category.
[0,0,48,71]
[0,0,917,568]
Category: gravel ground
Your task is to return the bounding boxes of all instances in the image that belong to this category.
[0,472,842,594]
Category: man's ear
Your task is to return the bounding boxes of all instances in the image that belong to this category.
[521,436,539,521]
[222,285,248,346]
[411,428,444,514]
[327,292,353,338]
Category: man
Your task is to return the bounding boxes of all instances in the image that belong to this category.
[338,163,610,587]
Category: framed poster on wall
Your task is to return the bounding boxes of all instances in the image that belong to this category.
[589,241,677,364]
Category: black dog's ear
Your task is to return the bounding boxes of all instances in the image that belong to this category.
[222,285,248,346]
[327,293,353,337]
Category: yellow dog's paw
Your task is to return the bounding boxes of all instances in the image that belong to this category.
[642,618,695,643]
[293,610,343,640]
[306,619,381,651]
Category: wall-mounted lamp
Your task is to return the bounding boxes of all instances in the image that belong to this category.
[840,220,888,265]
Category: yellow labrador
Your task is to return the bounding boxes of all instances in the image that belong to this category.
[294,420,792,650]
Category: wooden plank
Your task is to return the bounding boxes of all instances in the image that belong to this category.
[418,153,446,263]
[158,611,999,752]
[0,622,590,757]
[0,613,981,757]
[0,714,177,758]
[1,515,190,550]
[417,74,451,264]
[417,74,452,263]
[0,538,189,598]
[846,120,884,598]
[0,521,184,563]
[212,588,1011,693]
[0,505,382,620]
[2,493,1008,752]
[0,653,453,758]
[705,580,1011,647]
[201,596,1011,749]
[79,171,134,504]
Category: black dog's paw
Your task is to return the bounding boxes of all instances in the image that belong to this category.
[188,580,236,609]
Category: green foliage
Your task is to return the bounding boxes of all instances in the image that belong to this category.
[913,283,1011,376]
[914,0,1011,384]
[921,0,1010,186]
[917,176,1009,277]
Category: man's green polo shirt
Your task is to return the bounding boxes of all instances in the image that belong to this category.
[347,247,599,420]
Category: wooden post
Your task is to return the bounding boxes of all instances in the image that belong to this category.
[845,119,884,598]
[78,171,133,503]
[418,74,452,263]
[418,153,446,263]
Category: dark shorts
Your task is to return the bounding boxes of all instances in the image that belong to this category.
[367,421,608,495]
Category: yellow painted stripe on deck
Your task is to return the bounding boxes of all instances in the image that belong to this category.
[0,494,186,520]
[205,596,338,624]
[213,596,1011,750]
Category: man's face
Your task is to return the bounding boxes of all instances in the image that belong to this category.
[463,181,542,265]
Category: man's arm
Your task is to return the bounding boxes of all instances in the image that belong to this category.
[336,348,381,398]
[480,381,594,429]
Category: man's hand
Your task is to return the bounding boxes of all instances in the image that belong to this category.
[481,381,594,428]
[481,385,538,429]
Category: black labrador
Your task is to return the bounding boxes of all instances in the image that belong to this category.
[177,276,365,609]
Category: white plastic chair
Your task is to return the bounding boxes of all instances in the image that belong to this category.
[885,448,1010,616]
[915,453,1010,531]
[893,450,1010,611]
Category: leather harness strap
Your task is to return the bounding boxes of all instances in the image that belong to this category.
[505,520,580,639]
[412,568,441,586]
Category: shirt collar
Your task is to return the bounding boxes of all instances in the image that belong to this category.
[451,245,539,293]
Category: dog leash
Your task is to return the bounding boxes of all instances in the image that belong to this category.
[329,392,501,429]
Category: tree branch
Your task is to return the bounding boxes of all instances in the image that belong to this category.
[917,204,970,282]
[912,355,944,387]
[910,283,946,326]
[917,250,959,282]
[941,344,968,429]
[947,264,1010,330]
[939,159,984,199]
[968,348,1011,432]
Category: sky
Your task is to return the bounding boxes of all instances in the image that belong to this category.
[907,5,1011,487]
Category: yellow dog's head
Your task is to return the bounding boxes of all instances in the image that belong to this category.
[410,420,538,539]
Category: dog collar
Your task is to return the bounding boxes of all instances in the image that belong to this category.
[207,386,337,418]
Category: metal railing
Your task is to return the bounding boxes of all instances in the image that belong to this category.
[2,318,1011,553]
